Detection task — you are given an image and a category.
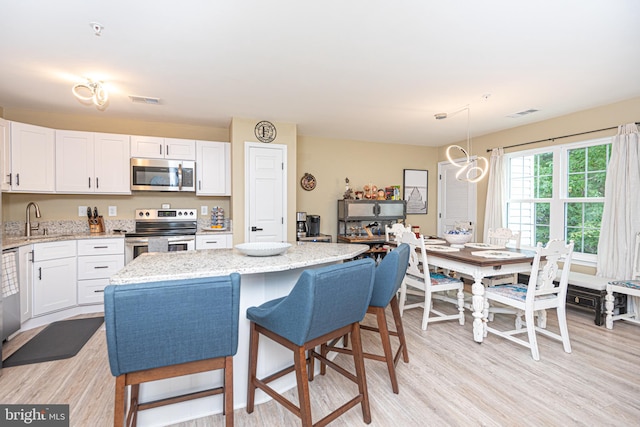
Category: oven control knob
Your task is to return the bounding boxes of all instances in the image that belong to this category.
[145,211,150,216]
[178,211,183,216]
[138,212,144,217]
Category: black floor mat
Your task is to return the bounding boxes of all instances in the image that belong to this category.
[2,317,104,367]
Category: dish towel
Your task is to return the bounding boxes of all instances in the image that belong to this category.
[148,237,169,253]
[2,251,19,298]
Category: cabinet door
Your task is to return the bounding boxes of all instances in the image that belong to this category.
[195,234,232,249]
[344,200,378,218]
[55,130,94,193]
[32,256,77,316]
[377,200,406,218]
[130,135,164,158]
[165,138,196,160]
[10,122,55,192]
[94,133,130,194]
[0,118,10,191]
[18,245,33,323]
[196,141,230,195]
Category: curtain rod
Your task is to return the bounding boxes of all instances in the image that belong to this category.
[486,121,640,153]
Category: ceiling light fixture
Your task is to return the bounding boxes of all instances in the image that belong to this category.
[435,104,489,183]
[72,78,109,107]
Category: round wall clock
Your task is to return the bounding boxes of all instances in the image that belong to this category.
[255,120,277,143]
[301,173,317,191]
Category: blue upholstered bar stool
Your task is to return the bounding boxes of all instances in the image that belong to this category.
[104,274,240,427]
[246,259,376,427]
[323,244,411,394]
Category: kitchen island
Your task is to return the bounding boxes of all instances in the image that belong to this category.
[109,242,369,426]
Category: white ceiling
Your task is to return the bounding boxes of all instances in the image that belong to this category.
[1,1,639,147]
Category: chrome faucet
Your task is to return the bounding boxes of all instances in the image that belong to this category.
[25,202,42,237]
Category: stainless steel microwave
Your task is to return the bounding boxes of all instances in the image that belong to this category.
[130,158,196,192]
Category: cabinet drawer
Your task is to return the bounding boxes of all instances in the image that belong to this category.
[33,240,76,261]
[77,254,124,280]
[196,234,231,249]
[78,278,109,305]
[77,238,124,256]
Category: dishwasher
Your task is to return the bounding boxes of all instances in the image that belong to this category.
[2,248,21,342]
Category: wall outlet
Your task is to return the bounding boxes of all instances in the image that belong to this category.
[201,206,208,216]
[108,206,117,216]
[78,205,88,217]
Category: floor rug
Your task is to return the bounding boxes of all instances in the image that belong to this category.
[3,317,104,367]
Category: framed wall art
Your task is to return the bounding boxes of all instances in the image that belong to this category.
[403,169,428,214]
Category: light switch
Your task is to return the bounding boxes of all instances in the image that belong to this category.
[78,205,88,217]
[201,206,208,215]
[108,206,117,216]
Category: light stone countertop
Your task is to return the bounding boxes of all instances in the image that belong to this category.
[110,242,369,285]
[2,232,126,251]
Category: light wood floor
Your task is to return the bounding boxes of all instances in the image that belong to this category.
[2,302,639,427]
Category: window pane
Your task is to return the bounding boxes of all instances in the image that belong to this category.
[564,202,603,255]
[537,175,553,198]
[536,226,550,244]
[586,171,606,197]
[588,145,609,171]
[566,203,582,227]
[568,173,585,198]
[569,148,585,173]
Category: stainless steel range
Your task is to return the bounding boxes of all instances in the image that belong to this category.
[125,208,197,263]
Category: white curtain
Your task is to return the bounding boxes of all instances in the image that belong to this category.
[597,123,640,314]
[483,148,506,242]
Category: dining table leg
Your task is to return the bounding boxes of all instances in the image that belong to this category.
[471,276,485,343]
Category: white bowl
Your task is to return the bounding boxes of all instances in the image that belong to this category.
[235,242,292,257]
[444,233,473,246]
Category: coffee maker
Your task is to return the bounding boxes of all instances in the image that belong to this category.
[307,215,320,237]
[296,212,308,240]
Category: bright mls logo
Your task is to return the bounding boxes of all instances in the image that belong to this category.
[1,405,69,426]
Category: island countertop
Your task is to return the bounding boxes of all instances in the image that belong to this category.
[110,242,369,285]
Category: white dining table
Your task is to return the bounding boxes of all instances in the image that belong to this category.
[423,245,536,342]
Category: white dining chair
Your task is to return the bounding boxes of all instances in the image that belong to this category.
[397,231,465,331]
[483,228,522,287]
[484,239,574,361]
[605,232,640,329]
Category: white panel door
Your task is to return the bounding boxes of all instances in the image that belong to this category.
[246,143,286,243]
[437,160,477,239]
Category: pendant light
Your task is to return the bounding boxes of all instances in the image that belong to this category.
[436,104,488,183]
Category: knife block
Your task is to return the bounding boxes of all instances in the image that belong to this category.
[89,216,105,234]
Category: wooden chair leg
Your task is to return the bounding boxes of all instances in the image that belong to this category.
[224,356,234,427]
[389,295,409,363]
[246,322,259,414]
[129,383,140,427]
[350,323,372,424]
[374,306,399,394]
[114,375,126,427]
[294,346,313,427]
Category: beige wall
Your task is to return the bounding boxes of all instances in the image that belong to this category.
[230,118,297,244]
[439,96,640,244]
[296,135,439,239]
[3,96,639,251]
[1,107,231,223]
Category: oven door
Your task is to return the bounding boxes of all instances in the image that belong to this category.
[131,158,195,192]
[125,236,195,264]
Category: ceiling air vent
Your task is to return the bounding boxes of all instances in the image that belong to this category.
[507,108,540,118]
[129,95,161,105]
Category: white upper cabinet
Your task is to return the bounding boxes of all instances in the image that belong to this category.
[196,141,231,196]
[94,133,131,193]
[131,135,195,160]
[10,122,55,193]
[56,130,130,194]
[0,118,10,191]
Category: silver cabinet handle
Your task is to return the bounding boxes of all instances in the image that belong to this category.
[94,266,109,269]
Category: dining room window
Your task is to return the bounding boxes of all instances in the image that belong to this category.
[505,137,611,263]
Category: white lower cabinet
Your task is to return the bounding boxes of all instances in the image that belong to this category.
[77,238,124,305]
[18,244,33,323]
[195,234,232,249]
[32,241,77,316]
